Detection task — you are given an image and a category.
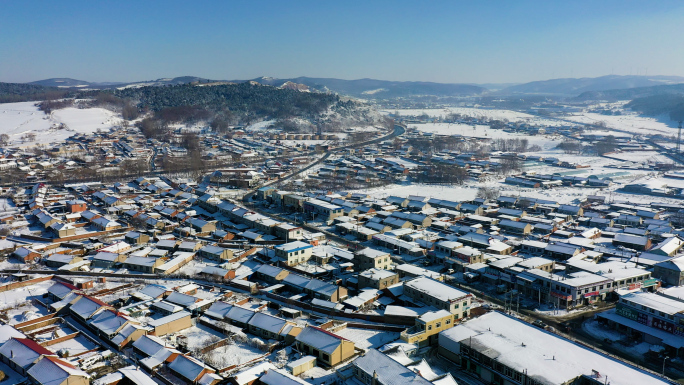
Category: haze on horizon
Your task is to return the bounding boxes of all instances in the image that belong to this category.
[2,0,683,85]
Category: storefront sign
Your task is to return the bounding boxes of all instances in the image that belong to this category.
[616,304,638,321]
[550,291,571,300]
[637,312,648,325]
[652,318,675,334]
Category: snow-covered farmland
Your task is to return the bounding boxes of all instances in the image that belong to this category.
[410,122,561,150]
[605,151,672,164]
[562,112,678,136]
[383,107,536,122]
[0,102,119,146]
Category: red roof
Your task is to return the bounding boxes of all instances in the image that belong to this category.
[311,326,349,341]
[56,281,79,291]
[16,338,55,356]
[83,295,110,307]
[45,356,78,369]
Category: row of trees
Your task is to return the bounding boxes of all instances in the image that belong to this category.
[414,163,468,184]
[39,99,74,114]
[490,138,538,153]
[558,136,618,155]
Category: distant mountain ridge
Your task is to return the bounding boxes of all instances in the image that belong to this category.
[25,76,487,98]
[502,75,684,96]
[29,78,124,88]
[19,74,684,100]
[243,76,487,98]
[575,83,684,101]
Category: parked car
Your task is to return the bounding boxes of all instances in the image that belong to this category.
[532,319,547,329]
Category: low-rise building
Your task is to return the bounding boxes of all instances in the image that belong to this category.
[148,311,192,337]
[353,248,392,270]
[400,309,455,347]
[275,241,313,266]
[438,311,669,385]
[357,268,399,289]
[403,276,473,318]
[198,245,233,262]
[294,327,355,367]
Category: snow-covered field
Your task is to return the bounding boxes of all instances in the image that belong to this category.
[605,151,672,164]
[562,112,677,137]
[410,122,561,150]
[52,107,118,134]
[383,107,536,122]
[0,102,119,146]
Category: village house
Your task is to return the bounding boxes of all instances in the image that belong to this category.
[403,276,473,318]
[198,245,233,262]
[400,310,455,347]
[275,241,313,266]
[357,268,399,289]
[353,247,392,270]
[294,326,356,367]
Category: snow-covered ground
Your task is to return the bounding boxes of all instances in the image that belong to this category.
[47,334,99,356]
[605,151,672,164]
[562,112,678,136]
[175,324,223,350]
[383,107,537,122]
[52,107,119,134]
[0,198,17,213]
[0,102,119,146]
[204,340,266,368]
[0,279,53,311]
[244,120,277,132]
[533,303,582,317]
[280,140,332,147]
[582,319,652,358]
[349,183,479,202]
[409,122,561,150]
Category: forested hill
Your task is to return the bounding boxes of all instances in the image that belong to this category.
[109,82,350,119]
[0,82,70,103]
[575,83,684,101]
[571,83,684,122]
[625,94,684,121]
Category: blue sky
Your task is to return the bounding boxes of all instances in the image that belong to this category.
[1,1,683,84]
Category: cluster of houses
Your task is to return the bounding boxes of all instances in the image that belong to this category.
[0,119,351,186]
[2,168,684,384]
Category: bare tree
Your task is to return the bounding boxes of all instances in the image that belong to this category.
[477,186,500,200]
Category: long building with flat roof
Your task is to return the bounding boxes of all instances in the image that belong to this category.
[439,311,670,385]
